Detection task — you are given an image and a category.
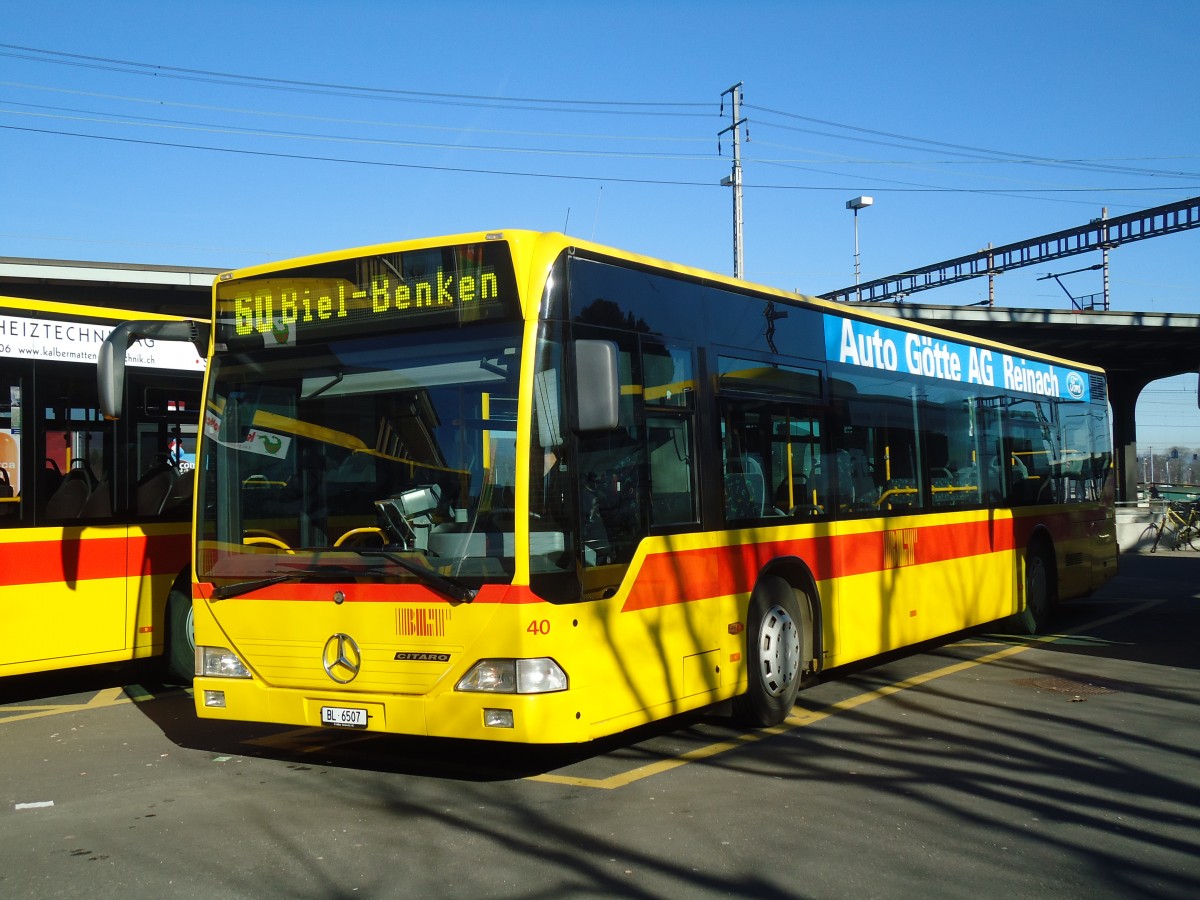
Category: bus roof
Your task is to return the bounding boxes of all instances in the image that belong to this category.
[0,293,201,324]
[216,230,1106,377]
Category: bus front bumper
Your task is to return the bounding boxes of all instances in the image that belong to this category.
[193,675,591,744]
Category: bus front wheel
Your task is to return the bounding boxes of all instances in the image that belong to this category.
[735,576,809,727]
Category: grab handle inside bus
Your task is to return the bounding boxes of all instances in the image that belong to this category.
[99,319,210,419]
[574,339,620,432]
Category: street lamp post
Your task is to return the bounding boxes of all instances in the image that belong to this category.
[846,196,873,301]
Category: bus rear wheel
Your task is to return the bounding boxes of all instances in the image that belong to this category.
[1016,545,1056,635]
[735,576,809,727]
[165,579,195,685]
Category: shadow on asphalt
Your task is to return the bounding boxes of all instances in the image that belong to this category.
[130,688,731,782]
[0,658,168,706]
[1042,550,1200,671]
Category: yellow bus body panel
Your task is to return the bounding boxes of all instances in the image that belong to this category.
[1,523,189,677]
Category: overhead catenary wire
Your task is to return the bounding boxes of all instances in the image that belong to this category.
[6,120,1197,196]
[10,79,1199,173]
[0,81,716,144]
[2,42,1195,178]
[3,42,1198,205]
[0,44,710,113]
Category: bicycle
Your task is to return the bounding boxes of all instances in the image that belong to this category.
[1140,500,1200,552]
[1176,501,1200,551]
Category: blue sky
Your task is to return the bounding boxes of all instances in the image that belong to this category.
[2,1,1198,455]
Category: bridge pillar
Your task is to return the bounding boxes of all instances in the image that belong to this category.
[1108,378,1146,504]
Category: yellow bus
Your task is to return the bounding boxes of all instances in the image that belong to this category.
[1,296,205,680]
[100,231,1117,741]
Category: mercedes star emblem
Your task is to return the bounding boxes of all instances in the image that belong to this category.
[322,633,362,684]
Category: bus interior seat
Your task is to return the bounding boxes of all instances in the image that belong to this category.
[79,475,113,518]
[845,449,877,505]
[39,459,63,501]
[0,468,14,518]
[812,449,856,509]
[724,455,765,519]
[44,463,96,518]
[160,467,194,514]
[807,463,833,511]
[137,462,178,516]
[774,473,809,512]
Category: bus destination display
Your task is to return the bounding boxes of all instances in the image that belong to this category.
[218,260,508,346]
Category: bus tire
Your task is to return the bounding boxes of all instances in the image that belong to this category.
[735,575,809,728]
[1016,544,1056,635]
[165,577,195,684]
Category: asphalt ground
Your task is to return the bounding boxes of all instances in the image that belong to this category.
[2,550,1198,899]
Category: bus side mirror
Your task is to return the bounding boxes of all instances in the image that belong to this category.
[97,330,127,420]
[98,320,209,419]
[574,339,619,432]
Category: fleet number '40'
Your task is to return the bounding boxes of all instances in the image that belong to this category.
[527,619,550,635]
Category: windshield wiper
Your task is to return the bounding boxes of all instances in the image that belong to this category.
[352,549,477,603]
[211,566,358,600]
[212,557,475,604]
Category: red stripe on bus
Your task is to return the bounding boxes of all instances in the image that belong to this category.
[0,533,189,587]
[621,518,1018,612]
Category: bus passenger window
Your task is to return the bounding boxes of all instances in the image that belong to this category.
[643,341,697,527]
[0,377,19,522]
[42,432,109,522]
[133,381,201,520]
[647,416,696,526]
[721,403,825,520]
[720,407,768,521]
[921,386,985,509]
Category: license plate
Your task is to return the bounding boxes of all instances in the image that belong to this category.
[320,705,368,729]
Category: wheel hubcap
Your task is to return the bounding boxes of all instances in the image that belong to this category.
[758,604,801,697]
[184,605,195,653]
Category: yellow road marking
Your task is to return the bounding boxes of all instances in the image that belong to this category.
[526,645,1031,790]
[0,685,132,724]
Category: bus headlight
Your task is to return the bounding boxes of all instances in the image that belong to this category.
[198,646,252,679]
[456,658,568,694]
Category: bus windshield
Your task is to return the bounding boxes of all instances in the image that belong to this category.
[197,323,523,587]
